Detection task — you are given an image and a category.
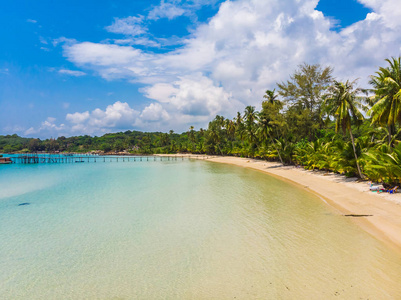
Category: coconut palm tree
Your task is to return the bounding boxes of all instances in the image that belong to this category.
[244,106,258,144]
[257,113,284,164]
[368,57,401,145]
[225,119,236,141]
[207,122,222,154]
[323,80,365,178]
[258,89,286,163]
[234,112,246,142]
[188,126,196,151]
[263,89,280,105]
[234,111,243,127]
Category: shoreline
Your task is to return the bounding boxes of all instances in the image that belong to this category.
[157,154,401,252]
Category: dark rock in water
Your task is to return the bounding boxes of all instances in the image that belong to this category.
[344,214,373,217]
[18,203,30,206]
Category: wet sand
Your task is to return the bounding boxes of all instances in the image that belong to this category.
[158,154,401,252]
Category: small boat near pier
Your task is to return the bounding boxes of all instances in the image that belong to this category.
[0,157,12,164]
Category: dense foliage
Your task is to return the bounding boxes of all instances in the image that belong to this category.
[0,130,190,154]
[2,58,401,185]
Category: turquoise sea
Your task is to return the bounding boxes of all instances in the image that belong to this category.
[1,157,401,299]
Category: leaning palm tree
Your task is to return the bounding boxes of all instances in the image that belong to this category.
[368,57,401,145]
[323,80,365,178]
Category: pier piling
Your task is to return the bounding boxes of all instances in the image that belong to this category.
[9,154,188,165]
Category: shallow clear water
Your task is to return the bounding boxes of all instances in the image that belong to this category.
[0,159,401,299]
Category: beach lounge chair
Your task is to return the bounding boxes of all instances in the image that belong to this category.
[369,185,384,191]
[388,186,398,194]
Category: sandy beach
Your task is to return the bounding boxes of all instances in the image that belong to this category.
[158,154,401,252]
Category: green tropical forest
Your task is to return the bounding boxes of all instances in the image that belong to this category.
[2,57,401,185]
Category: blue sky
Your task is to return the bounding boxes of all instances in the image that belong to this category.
[316,0,371,28]
[0,0,399,138]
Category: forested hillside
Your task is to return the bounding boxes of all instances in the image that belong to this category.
[2,57,401,184]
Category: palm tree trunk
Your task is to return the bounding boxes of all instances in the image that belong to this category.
[349,129,363,178]
[268,133,284,165]
[217,143,223,155]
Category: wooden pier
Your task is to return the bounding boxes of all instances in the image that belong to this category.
[9,154,187,164]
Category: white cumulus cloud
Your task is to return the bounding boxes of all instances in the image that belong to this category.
[50,0,401,134]
[140,103,170,122]
[66,111,90,124]
[65,101,140,134]
[25,117,66,136]
[144,74,233,117]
